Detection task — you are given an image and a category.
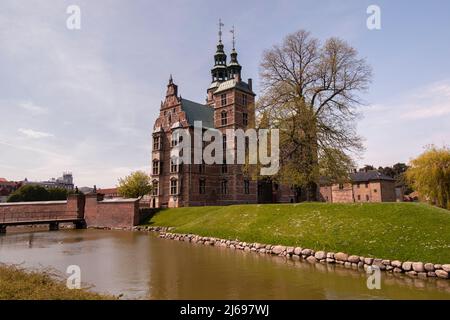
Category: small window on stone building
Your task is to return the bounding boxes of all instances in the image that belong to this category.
[170,159,179,173]
[339,183,344,190]
[357,195,361,201]
[244,180,250,194]
[242,94,248,107]
[152,161,160,175]
[152,181,159,196]
[222,164,228,174]
[365,183,369,188]
[199,179,206,194]
[357,183,360,188]
[221,94,227,106]
[221,111,228,126]
[243,113,248,126]
[366,195,370,201]
[221,180,228,194]
[374,189,377,193]
[170,179,178,195]
[153,136,161,150]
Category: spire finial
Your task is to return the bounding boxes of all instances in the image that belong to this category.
[230,25,236,50]
[169,74,173,84]
[218,18,224,42]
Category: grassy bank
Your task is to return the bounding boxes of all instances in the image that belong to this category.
[0,264,113,300]
[143,202,450,263]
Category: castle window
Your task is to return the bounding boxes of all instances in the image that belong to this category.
[244,180,250,194]
[199,179,206,194]
[221,180,228,194]
[242,94,248,106]
[222,164,228,174]
[221,94,227,106]
[339,183,344,190]
[221,111,228,126]
[374,189,377,193]
[170,179,178,195]
[243,113,248,126]
[153,136,161,150]
[152,180,159,196]
[199,162,206,174]
[170,158,179,173]
[171,132,179,147]
[357,183,360,188]
[152,161,160,175]
[366,195,370,201]
[365,183,369,188]
[357,195,361,201]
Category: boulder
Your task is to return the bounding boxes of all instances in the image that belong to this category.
[335,252,349,262]
[294,247,302,255]
[301,248,312,256]
[286,247,295,254]
[327,252,335,259]
[402,262,413,271]
[306,256,317,263]
[272,245,286,255]
[348,255,360,263]
[364,258,374,265]
[435,270,449,279]
[381,260,391,266]
[315,251,326,260]
[412,262,424,272]
[442,264,450,272]
[391,260,402,268]
[326,258,335,264]
[424,263,435,272]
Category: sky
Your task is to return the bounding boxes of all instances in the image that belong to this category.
[0,0,449,188]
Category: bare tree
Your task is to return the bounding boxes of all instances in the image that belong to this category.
[258,30,372,200]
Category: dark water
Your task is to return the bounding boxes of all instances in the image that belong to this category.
[0,229,449,300]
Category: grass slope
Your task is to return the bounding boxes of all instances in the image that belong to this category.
[144,202,450,263]
[0,264,113,300]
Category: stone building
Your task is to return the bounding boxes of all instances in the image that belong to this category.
[319,170,399,203]
[149,32,295,208]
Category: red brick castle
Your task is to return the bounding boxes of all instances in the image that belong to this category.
[149,27,295,208]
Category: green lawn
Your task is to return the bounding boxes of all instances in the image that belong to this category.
[143,202,450,264]
[0,264,114,300]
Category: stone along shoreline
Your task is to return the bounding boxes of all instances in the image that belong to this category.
[133,226,450,281]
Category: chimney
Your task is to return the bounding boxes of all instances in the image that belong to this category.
[248,78,253,91]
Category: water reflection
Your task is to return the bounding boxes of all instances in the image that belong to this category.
[0,229,449,300]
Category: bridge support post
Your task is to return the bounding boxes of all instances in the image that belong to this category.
[0,225,6,235]
[49,222,59,231]
[74,220,87,229]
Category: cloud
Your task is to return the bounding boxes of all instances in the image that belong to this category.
[18,128,54,139]
[19,101,48,114]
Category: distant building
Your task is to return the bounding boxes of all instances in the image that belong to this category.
[23,172,74,191]
[97,188,119,199]
[319,170,399,203]
[0,178,22,202]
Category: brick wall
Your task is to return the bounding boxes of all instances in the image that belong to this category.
[84,193,140,228]
[0,194,83,222]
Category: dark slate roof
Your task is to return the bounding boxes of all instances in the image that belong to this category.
[180,98,214,128]
[350,170,395,182]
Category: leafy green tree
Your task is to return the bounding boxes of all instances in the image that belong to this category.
[258,30,372,200]
[406,146,450,209]
[117,171,152,198]
[7,185,69,202]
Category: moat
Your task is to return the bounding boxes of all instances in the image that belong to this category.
[0,228,449,299]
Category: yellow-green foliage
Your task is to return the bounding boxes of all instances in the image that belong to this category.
[117,170,152,198]
[0,264,114,300]
[407,146,450,210]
